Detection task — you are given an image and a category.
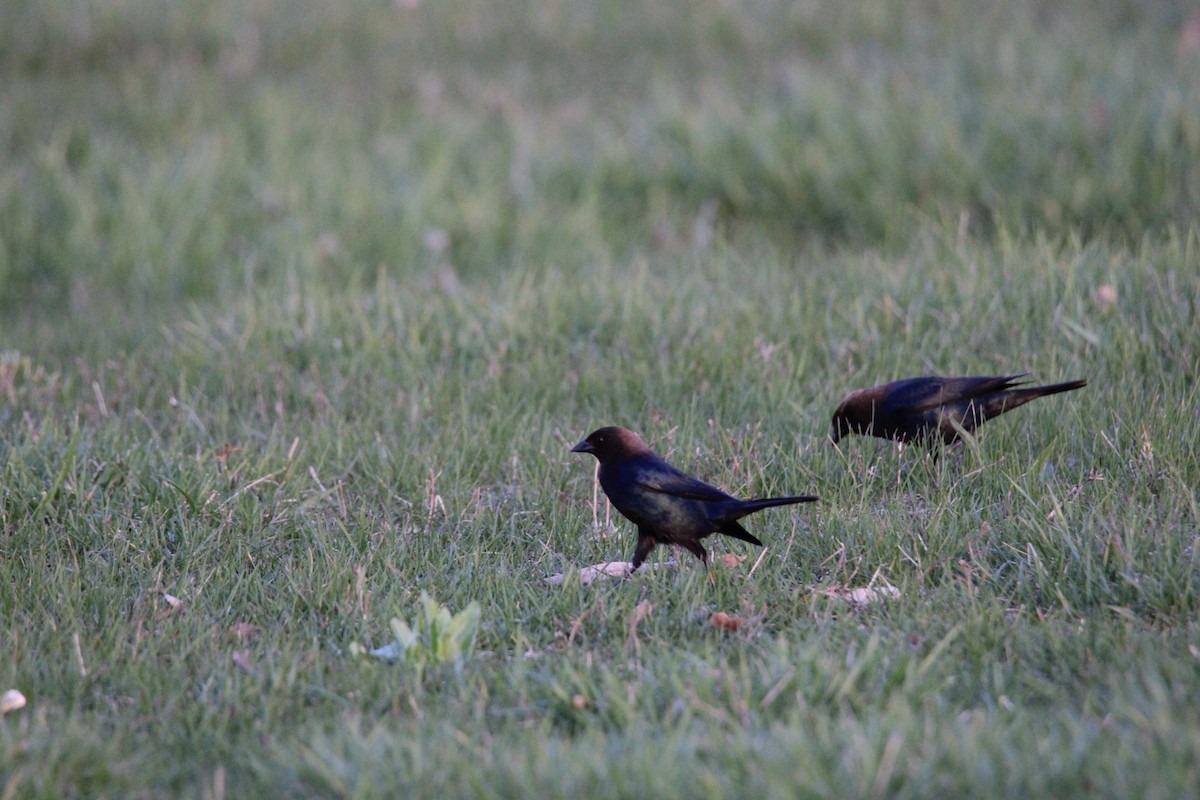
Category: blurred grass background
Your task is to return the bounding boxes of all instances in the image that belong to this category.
[1,0,1198,797]
[3,1,1197,325]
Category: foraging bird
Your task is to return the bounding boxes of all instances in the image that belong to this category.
[571,426,817,570]
[830,374,1087,446]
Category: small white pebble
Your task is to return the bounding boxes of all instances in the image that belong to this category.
[0,689,26,714]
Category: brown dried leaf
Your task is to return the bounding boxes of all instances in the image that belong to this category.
[709,611,743,631]
[214,443,242,468]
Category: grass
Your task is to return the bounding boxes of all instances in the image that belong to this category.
[2,0,1199,797]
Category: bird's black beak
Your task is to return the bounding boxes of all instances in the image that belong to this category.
[571,440,594,454]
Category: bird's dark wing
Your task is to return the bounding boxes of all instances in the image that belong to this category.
[633,461,735,502]
[886,374,1028,413]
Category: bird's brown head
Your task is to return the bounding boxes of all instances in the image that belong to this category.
[570,426,652,463]
[830,390,872,444]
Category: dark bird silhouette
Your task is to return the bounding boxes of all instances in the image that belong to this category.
[571,426,817,570]
[830,374,1087,446]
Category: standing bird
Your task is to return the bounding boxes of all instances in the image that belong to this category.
[571,426,817,570]
[830,373,1087,446]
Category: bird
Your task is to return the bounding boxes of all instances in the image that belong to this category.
[571,426,817,570]
[830,373,1087,446]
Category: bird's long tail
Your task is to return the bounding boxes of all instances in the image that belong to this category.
[1007,378,1087,406]
[1032,378,1087,395]
[719,495,817,546]
[739,495,819,512]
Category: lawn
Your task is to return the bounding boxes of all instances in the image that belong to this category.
[1,1,1199,797]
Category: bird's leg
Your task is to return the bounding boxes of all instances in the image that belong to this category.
[677,540,713,583]
[630,530,657,573]
[679,540,708,566]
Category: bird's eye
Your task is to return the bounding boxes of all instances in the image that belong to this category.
[593,435,604,444]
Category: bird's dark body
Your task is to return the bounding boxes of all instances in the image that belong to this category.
[572,426,817,569]
[831,374,1087,446]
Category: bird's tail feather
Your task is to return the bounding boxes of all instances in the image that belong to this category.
[720,520,764,546]
[739,495,819,512]
[1024,378,1088,396]
[1004,379,1087,409]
